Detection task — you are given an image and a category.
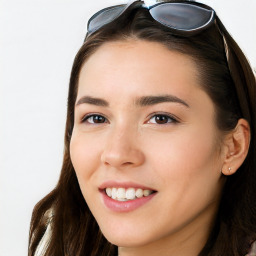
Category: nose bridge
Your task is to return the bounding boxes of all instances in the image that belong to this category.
[113,121,135,145]
[101,121,144,168]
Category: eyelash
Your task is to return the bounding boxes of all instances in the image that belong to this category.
[81,112,179,125]
[81,114,107,124]
[148,113,179,124]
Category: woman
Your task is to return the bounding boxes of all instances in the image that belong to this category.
[29,1,256,255]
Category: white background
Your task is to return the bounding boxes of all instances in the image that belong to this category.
[0,1,255,255]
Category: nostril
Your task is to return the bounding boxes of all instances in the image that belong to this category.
[123,162,133,165]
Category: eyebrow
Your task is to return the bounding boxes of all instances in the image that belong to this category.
[76,95,189,108]
[135,95,189,108]
[76,96,108,107]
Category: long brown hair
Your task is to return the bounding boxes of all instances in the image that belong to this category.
[28,4,256,256]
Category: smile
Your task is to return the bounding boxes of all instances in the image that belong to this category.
[99,182,157,212]
[105,187,154,201]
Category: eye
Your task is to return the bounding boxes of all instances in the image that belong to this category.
[82,114,107,124]
[148,114,178,124]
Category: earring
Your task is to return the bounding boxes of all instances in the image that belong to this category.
[220,167,232,174]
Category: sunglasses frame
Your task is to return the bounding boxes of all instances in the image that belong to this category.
[86,0,216,38]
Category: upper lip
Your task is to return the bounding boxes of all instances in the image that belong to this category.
[99,180,157,191]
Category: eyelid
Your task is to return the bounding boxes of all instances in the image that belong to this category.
[146,112,180,124]
[79,111,181,125]
[81,113,109,124]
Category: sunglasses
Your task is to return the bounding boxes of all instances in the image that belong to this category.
[86,0,216,38]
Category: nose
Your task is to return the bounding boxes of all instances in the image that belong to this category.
[100,126,145,169]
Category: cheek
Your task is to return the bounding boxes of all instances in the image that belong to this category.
[143,125,222,204]
[146,128,218,174]
[139,129,223,230]
[69,132,101,190]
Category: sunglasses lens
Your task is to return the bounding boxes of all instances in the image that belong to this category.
[88,5,126,34]
[150,3,214,32]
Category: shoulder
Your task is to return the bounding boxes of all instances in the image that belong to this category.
[34,223,52,256]
[34,209,53,256]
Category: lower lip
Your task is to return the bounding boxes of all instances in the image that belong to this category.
[101,190,157,213]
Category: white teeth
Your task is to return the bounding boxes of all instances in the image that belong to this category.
[105,187,154,201]
[111,188,117,199]
[135,188,143,198]
[106,188,112,197]
[126,188,136,200]
[116,188,126,199]
[143,190,151,196]
[116,198,127,201]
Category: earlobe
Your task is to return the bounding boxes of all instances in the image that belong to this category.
[221,119,250,176]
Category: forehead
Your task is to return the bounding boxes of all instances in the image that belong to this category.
[77,40,201,100]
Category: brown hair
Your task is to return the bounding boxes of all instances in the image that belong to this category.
[29,4,256,256]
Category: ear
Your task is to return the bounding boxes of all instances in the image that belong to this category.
[221,119,250,176]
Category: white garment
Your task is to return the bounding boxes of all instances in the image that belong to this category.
[34,223,52,256]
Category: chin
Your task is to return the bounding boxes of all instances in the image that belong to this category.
[104,234,150,248]
[99,223,159,248]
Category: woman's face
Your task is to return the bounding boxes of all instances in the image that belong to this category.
[70,40,226,252]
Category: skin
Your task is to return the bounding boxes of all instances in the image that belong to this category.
[70,39,249,256]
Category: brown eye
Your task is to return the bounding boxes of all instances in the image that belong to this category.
[155,115,169,124]
[83,115,106,124]
[149,114,177,124]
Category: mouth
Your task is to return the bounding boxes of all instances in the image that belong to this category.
[104,187,156,201]
[99,182,157,212]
